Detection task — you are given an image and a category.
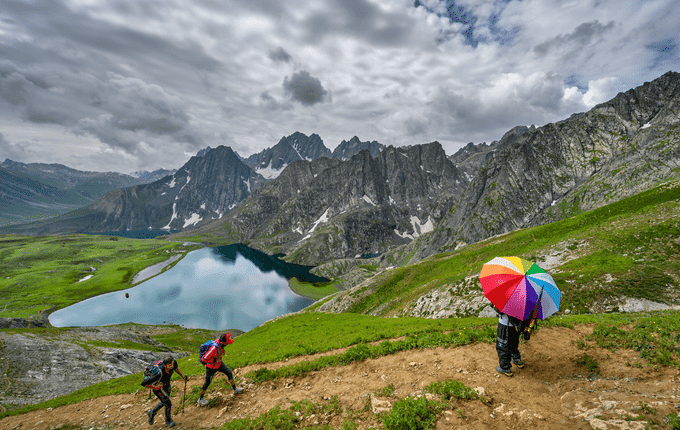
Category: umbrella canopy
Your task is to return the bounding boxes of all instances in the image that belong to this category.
[479,256,561,320]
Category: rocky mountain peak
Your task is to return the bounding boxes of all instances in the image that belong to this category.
[243,132,332,179]
[332,136,385,160]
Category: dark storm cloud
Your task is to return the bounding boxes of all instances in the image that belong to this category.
[268,47,292,63]
[259,91,290,111]
[300,0,413,46]
[75,74,200,149]
[533,20,616,56]
[0,59,200,150]
[3,0,221,76]
[283,71,329,106]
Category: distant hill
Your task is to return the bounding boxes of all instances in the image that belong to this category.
[0,146,267,234]
[0,160,167,226]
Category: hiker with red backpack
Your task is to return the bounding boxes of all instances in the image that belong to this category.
[141,355,187,428]
[197,333,243,406]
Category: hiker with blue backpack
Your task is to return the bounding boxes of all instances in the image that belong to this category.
[198,333,243,406]
[141,355,186,428]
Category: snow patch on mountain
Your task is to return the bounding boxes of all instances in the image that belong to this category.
[362,195,376,206]
[162,203,178,230]
[411,215,434,235]
[256,160,287,179]
[394,215,435,240]
[183,213,202,228]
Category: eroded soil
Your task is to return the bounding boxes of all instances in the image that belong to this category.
[2,325,679,430]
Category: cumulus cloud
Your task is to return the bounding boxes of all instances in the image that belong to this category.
[283,70,330,106]
[0,0,678,172]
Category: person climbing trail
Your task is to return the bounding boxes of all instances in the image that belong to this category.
[198,333,242,406]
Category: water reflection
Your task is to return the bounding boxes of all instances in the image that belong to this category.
[49,247,316,331]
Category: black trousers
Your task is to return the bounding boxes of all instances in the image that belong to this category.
[151,383,172,420]
[203,362,233,391]
[496,323,521,371]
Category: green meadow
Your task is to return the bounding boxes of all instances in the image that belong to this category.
[0,234,200,319]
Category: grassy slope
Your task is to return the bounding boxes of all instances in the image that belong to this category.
[2,309,679,421]
[319,178,680,316]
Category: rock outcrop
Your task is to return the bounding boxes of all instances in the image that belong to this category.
[214,141,468,265]
[0,325,189,406]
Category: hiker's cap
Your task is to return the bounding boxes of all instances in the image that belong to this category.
[220,333,234,345]
[163,356,174,365]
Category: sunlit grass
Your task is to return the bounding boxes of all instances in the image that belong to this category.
[0,234,199,319]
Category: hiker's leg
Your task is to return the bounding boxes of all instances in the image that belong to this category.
[159,389,174,427]
[217,363,233,381]
[149,388,171,421]
[202,367,217,392]
[496,323,511,371]
[198,366,217,405]
[216,363,241,392]
[509,326,522,361]
[151,399,163,415]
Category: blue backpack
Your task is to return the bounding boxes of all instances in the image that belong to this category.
[199,340,218,365]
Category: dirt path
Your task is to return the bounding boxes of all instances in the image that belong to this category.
[2,326,679,429]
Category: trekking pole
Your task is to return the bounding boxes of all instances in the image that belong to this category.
[182,376,187,411]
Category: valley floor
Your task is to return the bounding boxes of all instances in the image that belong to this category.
[1,326,679,429]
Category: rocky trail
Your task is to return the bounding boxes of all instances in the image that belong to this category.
[2,325,679,430]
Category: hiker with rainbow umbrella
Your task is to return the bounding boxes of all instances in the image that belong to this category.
[479,256,562,377]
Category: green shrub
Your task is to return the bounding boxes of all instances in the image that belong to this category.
[576,352,600,375]
[424,379,478,401]
[381,395,444,430]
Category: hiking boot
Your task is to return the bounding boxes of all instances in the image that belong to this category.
[198,397,209,406]
[165,419,175,428]
[495,366,513,377]
[146,409,155,425]
[233,386,243,395]
[512,358,525,368]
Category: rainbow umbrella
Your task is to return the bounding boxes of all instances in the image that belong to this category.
[479,256,561,320]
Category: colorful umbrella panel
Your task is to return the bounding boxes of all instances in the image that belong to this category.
[479,256,561,320]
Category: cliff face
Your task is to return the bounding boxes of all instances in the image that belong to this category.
[416,71,680,259]
[220,142,467,265]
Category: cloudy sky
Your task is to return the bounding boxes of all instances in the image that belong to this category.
[0,0,678,174]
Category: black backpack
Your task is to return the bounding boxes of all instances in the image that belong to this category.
[141,362,162,387]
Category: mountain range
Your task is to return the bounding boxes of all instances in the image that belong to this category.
[0,160,174,227]
[2,71,679,280]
